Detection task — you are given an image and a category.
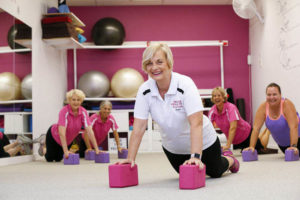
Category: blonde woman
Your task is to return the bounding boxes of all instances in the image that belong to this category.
[38,89,100,162]
[208,87,277,154]
[118,43,240,178]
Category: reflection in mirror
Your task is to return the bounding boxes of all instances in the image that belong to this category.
[0,10,32,159]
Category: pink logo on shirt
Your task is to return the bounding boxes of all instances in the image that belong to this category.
[171,100,183,110]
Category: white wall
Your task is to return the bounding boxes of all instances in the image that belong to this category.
[0,0,68,158]
[250,0,300,119]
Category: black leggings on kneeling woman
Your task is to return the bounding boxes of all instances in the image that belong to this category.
[163,137,229,178]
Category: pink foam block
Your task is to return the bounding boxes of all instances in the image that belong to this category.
[179,164,206,189]
[109,164,138,188]
[64,153,80,165]
[118,149,128,159]
[285,149,299,161]
[242,150,258,162]
[85,150,95,160]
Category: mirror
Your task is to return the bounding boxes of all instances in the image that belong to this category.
[0,9,32,159]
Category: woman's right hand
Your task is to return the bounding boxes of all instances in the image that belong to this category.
[243,146,255,152]
[85,148,93,153]
[64,150,74,159]
[116,159,135,168]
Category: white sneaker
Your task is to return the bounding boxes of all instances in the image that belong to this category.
[33,134,46,144]
[17,135,33,144]
[21,144,32,155]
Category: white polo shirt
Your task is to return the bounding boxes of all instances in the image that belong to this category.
[134,72,217,154]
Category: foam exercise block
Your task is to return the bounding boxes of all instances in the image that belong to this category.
[285,149,299,161]
[242,150,258,162]
[95,152,110,163]
[179,164,206,189]
[85,150,95,160]
[64,153,80,165]
[118,149,128,159]
[109,164,138,188]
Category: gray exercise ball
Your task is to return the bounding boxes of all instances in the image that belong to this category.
[78,71,110,97]
[21,73,32,99]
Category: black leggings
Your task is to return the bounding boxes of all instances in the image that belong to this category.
[163,137,229,178]
[233,129,264,151]
[44,126,72,162]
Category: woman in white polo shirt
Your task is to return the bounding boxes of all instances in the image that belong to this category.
[119,43,239,178]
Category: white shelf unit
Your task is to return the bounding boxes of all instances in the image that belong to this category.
[72,40,227,152]
[0,46,31,54]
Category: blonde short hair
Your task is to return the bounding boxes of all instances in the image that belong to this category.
[211,87,227,103]
[142,43,174,72]
[66,89,85,103]
[100,100,112,109]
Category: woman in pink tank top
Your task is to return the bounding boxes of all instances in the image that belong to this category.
[208,87,276,154]
[243,83,299,156]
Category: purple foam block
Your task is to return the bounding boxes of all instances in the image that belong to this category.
[95,152,110,163]
[64,153,80,165]
[179,164,206,189]
[118,149,128,159]
[47,7,59,13]
[109,164,138,188]
[242,150,258,162]
[285,149,299,161]
[85,151,95,160]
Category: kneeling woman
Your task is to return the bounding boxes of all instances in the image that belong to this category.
[118,43,239,178]
[79,100,123,157]
[41,89,100,162]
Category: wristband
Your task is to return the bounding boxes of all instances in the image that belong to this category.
[190,153,201,159]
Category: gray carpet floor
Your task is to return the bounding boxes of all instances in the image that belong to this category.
[0,150,299,200]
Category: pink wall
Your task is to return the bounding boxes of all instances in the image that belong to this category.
[0,13,32,80]
[68,5,251,121]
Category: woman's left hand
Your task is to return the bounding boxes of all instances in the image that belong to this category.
[183,158,205,170]
[222,145,231,151]
[287,146,299,155]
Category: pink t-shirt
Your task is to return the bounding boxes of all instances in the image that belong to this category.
[51,104,91,146]
[82,113,119,146]
[208,102,251,144]
[0,132,3,140]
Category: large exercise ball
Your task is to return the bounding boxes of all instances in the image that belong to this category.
[92,17,125,45]
[111,68,144,98]
[7,25,27,50]
[0,72,22,101]
[78,71,110,97]
[21,74,32,99]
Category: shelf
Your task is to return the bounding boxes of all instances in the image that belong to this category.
[43,12,85,27]
[81,40,228,49]
[84,97,135,101]
[43,37,84,49]
[0,46,31,54]
[14,39,32,49]
[0,100,32,105]
[4,132,32,135]
[0,112,32,115]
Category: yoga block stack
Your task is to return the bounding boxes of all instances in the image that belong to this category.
[109,164,138,188]
[285,149,299,161]
[179,164,206,189]
[64,153,80,165]
[95,152,110,163]
[118,149,128,159]
[85,150,95,160]
[242,150,258,162]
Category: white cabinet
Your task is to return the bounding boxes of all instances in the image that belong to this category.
[3,112,32,134]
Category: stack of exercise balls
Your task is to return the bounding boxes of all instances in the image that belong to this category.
[77,69,144,98]
[0,72,22,101]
